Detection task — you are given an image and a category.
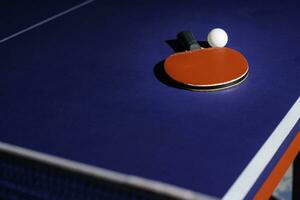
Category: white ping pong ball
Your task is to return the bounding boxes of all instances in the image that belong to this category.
[207,28,228,48]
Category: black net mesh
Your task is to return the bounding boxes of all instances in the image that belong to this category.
[0,151,176,200]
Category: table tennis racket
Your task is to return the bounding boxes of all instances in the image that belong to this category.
[164,31,249,91]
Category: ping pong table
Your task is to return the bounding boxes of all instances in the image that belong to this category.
[0,0,299,200]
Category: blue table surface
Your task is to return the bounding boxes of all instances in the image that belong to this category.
[0,0,299,199]
[0,0,86,40]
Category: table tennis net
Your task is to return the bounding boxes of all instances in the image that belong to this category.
[0,151,176,200]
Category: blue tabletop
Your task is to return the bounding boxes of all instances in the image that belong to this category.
[0,0,86,40]
[0,1,299,199]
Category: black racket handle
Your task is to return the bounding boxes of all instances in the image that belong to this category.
[177,31,201,50]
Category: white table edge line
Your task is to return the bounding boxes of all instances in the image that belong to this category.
[222,96,300,200]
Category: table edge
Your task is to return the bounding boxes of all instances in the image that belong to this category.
[222,96,300,200]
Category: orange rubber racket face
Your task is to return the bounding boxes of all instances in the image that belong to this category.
[164,47,249,91]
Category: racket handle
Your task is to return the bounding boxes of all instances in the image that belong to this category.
[177,31,201,50]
